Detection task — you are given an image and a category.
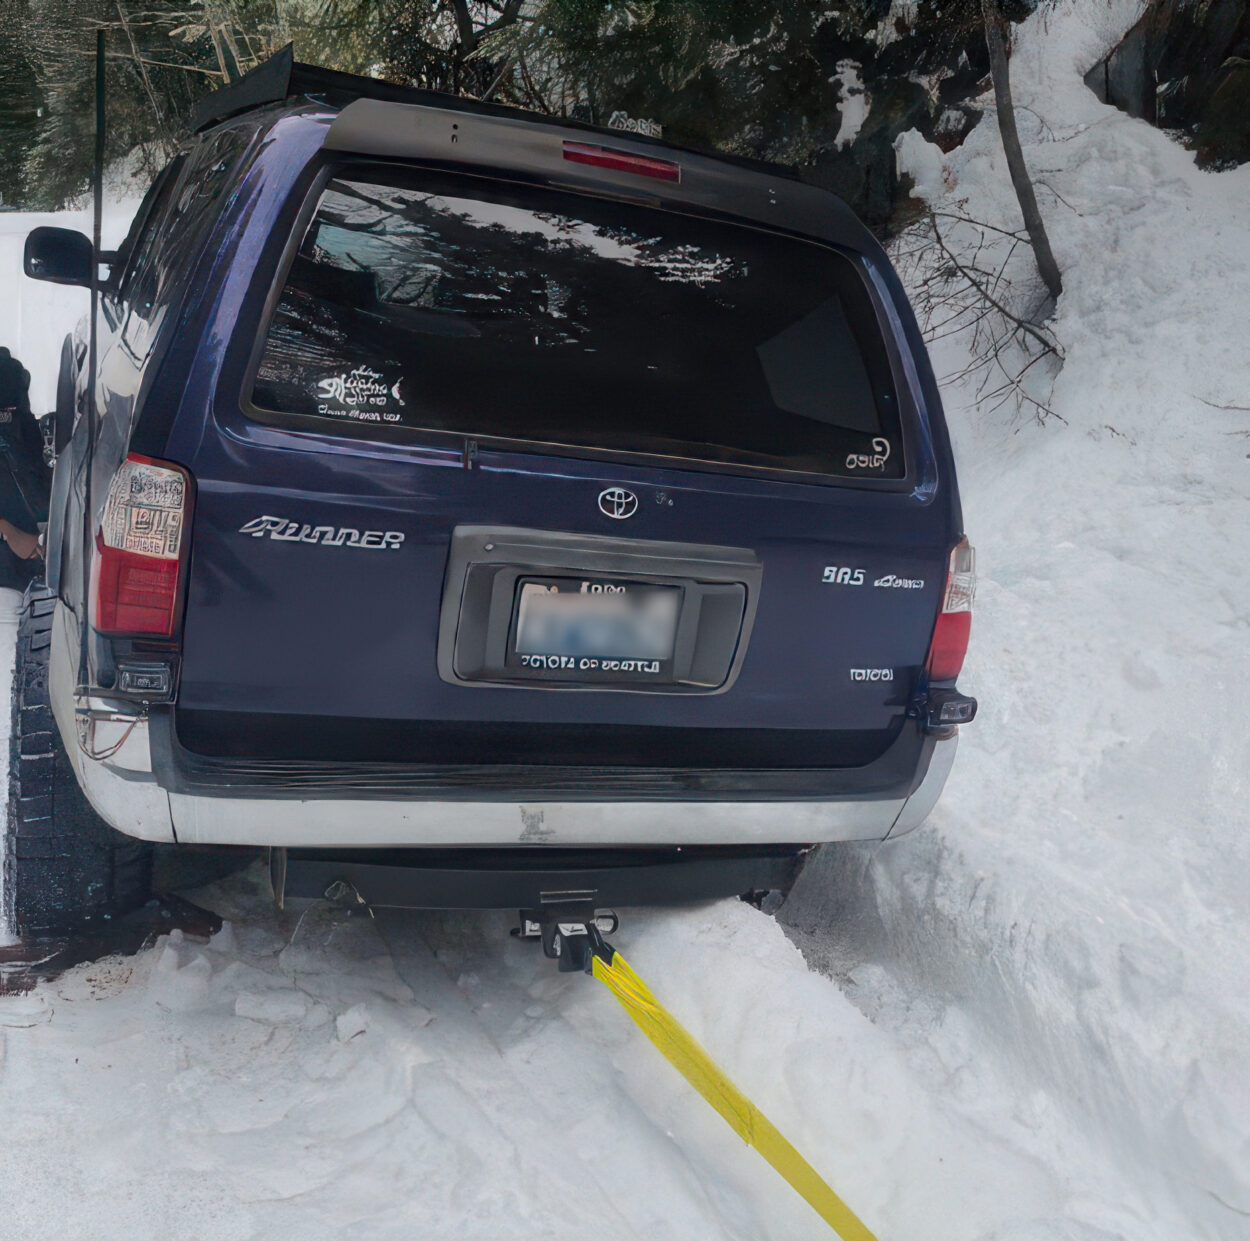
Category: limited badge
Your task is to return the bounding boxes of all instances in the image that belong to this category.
[849,668,894,682]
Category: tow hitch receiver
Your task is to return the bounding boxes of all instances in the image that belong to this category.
[511,906,619,972]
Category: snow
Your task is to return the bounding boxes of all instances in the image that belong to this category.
[0,878,1161,1240]
[867,2,918,50]
[816,3,1250,1236]
[831,59,869,149]
[893,127,946,201]
[3,4,1250,1236]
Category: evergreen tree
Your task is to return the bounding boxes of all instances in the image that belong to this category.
[0,0,287,209]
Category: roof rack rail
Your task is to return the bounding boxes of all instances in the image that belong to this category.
[192,45,632,135]
[191,44,535,133]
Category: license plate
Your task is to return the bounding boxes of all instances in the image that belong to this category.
[510,577,681,680]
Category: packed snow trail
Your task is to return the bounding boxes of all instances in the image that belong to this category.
[585,937,878,1241]
[0,865,1161,1241]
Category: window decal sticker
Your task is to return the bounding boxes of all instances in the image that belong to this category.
[845,436,891,472]
[315,366,406,424]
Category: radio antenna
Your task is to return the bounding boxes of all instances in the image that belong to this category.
[79,26,105,689]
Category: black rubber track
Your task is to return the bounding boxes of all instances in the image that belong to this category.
[4,584,152,934]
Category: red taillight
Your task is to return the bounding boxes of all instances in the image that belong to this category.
[90,454,191,638]
[926,537,975,681]
[562,141,681,182]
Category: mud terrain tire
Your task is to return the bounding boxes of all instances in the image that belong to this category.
[4,584,152,934]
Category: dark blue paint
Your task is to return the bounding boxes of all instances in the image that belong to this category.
[55,102,964,746]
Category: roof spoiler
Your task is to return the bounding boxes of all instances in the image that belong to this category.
[189,45,801,184]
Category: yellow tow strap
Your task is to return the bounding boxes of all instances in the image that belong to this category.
[591,949,878,1241]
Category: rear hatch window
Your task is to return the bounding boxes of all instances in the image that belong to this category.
[249,168,903,480]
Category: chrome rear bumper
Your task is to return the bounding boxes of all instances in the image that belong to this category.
[51,603,958,849]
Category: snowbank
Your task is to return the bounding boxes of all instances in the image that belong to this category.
[789,4,1250,1237]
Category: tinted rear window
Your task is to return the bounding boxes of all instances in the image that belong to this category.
[250,169,903,480]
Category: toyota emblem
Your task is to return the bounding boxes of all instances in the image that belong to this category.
[598,487,639,520]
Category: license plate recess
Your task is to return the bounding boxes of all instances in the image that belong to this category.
[439,526,762,694]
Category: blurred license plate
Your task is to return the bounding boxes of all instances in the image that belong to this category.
[512,578,681,677]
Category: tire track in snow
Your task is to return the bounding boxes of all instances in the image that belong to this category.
[378,908,793,1241]
[373,910,651,1240]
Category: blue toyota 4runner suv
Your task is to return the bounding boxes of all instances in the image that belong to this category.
[10,51,975,933]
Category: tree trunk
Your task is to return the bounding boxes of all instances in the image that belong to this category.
[982,0,1063,301]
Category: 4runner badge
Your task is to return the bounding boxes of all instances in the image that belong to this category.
[239,516,404,549]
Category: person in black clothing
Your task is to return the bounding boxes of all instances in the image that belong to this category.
[0,346,51,586]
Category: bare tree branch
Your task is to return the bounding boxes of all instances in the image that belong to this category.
[929,214,1061,357]
[895,208,1064,424]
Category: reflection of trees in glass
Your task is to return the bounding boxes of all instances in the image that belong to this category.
[255,172,896,477]
[303,179,746,350]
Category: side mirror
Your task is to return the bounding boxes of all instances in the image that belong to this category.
[24,227,95,287]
